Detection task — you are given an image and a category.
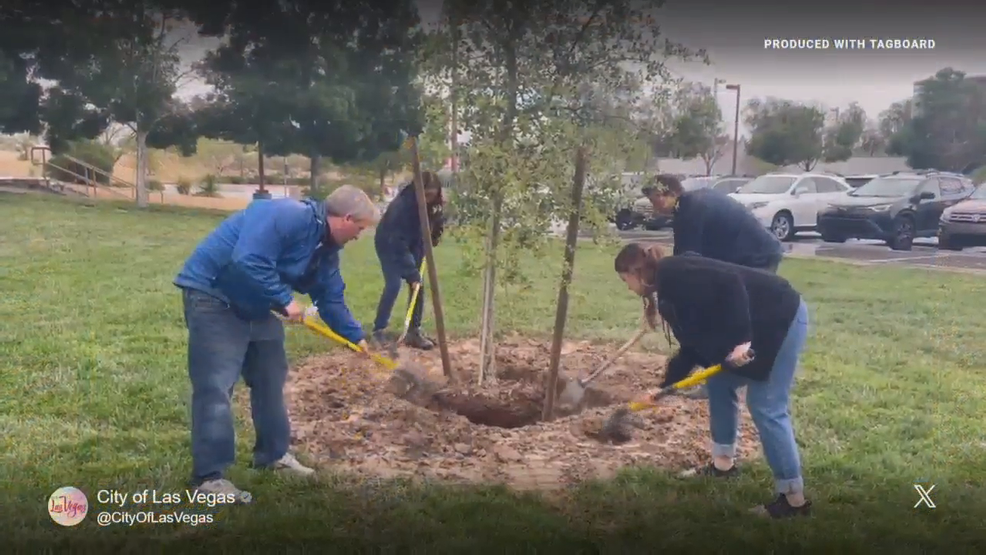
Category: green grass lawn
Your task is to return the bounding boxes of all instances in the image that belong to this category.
[3,192,986,551]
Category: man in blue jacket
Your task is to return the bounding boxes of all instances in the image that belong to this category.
[643,174,783,398]
[173,185,379,503]
[371,171,445,350]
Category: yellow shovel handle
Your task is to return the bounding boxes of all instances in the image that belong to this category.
[302,314,399,371]
[626,363,726,412]
[400,260,427,334]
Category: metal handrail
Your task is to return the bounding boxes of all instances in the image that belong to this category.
[30,146,137,194]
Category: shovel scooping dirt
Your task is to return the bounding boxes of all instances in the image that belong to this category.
[598,348,755,443]
[557,327,648,409]
[300,307,441,398]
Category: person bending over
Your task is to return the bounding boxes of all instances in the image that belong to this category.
[372,171,445,350]
[615,243,811,518]
[173,185,378,503]
[643,174,784,272]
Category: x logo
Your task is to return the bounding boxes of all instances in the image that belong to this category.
[913,484,936,509]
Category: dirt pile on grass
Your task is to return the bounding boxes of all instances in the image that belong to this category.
[286,335,760,490]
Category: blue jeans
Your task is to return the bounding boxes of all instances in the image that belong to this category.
[706,299,809,495]
[181,288,290,484]
[373,253,424,332]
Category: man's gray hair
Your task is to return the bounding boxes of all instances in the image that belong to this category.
[324,185,381,224]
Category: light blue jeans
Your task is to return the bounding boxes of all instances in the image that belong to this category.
[706,299,808,495]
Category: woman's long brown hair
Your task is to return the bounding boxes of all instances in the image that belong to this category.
[613,242,666,289]
[614,243,675,348]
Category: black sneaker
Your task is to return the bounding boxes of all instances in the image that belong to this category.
[679,462,740,478]
[403,329,434,350]
[753,494,812,519]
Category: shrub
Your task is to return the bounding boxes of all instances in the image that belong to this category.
[47,141,116,186]
[175,178,192,195]
[196,174,221,197]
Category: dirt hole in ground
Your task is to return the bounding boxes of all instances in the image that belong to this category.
[283,335,761,491]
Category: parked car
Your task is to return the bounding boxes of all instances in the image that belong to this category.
[938,184,986,250]
[843,174,878,188]
[727,172,852,241]
[711,175,753,194]
[623,175,720,230]
[816,170,977,250]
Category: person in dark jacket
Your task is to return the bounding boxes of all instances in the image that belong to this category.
[614,243,811,519]
[173,185,379,503]
[643,174,784,272]
[372,171,445,350]
[643,174,785,399]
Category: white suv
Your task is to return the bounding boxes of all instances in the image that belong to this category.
[728,173,852,241]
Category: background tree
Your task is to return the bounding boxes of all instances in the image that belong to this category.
[193,0,424,197]
[34,6,201,207]
[663,82,726,174]
[887,68,986,173]
[859,123,886,156]
[821,102,866,163]
[745,98,864,170]
[878,99,913,146]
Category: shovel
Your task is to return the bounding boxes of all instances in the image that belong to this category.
[299,306,437,396]
[396,260,427,345]
[599,348,755,443]
[558,327,648,407]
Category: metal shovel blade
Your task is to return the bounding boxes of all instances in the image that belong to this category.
[558,378,587,407]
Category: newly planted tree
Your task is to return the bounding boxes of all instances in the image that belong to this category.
[429,0,699,384]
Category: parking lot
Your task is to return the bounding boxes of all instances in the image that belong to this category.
[615,229,986,272]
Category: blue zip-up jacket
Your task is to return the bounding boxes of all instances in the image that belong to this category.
[374,182,443,283]
[672,188,783,268]
[173,198,364,344]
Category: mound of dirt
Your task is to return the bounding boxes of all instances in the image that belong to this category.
[285,335,760,490]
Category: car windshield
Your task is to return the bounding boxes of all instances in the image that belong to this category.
[736,176,796,194]
[850,177,923,197]
[970,185,986,200]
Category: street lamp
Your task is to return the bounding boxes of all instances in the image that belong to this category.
[725,84,741,175]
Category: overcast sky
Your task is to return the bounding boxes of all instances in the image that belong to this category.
[177,0,986,137]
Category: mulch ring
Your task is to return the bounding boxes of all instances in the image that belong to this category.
[284,334,760,491]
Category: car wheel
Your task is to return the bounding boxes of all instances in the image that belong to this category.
[770,211,795,241]
[938,235,962,251]
[614,209,635,231]
[888,215,914,251]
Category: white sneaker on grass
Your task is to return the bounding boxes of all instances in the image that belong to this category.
[271,453,315,477]
[197,478,253,504]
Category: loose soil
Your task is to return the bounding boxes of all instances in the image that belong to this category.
[285,335,760,491]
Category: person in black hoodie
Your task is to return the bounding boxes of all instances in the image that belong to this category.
[643,174,785,399]
[643,174,784,272]
[372,171,445,349]
[614,243,811,519]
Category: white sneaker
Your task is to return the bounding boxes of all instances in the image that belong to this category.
[271,453,315,477]
[197,478,253,504]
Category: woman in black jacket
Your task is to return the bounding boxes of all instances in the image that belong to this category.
[614,243,811,519]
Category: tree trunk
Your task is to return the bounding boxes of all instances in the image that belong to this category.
[135,129,149,208]
[257,144,266,192]
[450,19,459,173]
[379,165,387,200]
[310,153,321,197]
[478,192,502,386]
[542,145,589,421]
[477,29,520,386]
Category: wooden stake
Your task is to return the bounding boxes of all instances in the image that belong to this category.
[542,145,589,421]
[408,136,454,380]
